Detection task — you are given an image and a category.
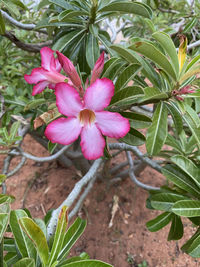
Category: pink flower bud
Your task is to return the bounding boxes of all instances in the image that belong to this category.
[56,51,82,90]
[179,85,195,94]
[90,52,104,84]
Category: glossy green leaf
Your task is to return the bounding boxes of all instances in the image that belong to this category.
[4,252,19,266]
[49,0,72,9]
[186,55,200,72]
[110,45,161,87]
[0,203,10,243]
[165,102,183,134]
[53,30,85,51]
[19,217,49,265]
[102,57,122,78]
[146,212,173,232]
[0,11,5,35]
[120,127,145,146]
[48,206,68,266]
[129,41,177,80]
[61,259,113,267]
[97,33,113,56]
[115,64,142,91]
[181,228,200,255]
[58,217,86,260]
[120,111,151,129]
[86,33,100,69]
[10,210,36,259]
[141,87,168,102]
[10,121,20,140]
[165,135,182,154]
[98,1,152,19]
[172,200,200,217]
[13,258,35,267]
[109,86,144,107]
[162,164,200,198]
[146,102,168,155]
[167,215,183,241]
[171,155,200,188]
[4,238,16,252]
[183,17,197,33]
[151,193,187,211]
[58,10,88,21]
[152,31,179,75]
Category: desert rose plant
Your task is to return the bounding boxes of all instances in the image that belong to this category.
[1,0,200,265]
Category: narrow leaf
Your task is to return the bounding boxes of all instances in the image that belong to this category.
[168,215,183,241]
[146,212,173,232]
[172,200,200,217]
[146,102,168,155]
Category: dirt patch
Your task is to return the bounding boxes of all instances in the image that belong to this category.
[1,135,199,267]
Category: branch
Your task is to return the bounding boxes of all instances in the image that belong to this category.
[126,151,160,191]
[47,158,103,238]
[109,143,162,172]
[3,31,52,52]
[10,144,72,162]
[0,10,46,33]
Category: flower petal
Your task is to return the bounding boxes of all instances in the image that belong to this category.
[95,111,130,138]
[45,117,82,145]
[24,68,47,84]
[84,78,114,111]
[32,81,49,96]
[41,47,56,71]
[55,82,83,117]
[80,124,105,160]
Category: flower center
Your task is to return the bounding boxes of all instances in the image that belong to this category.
[78,109,96,126]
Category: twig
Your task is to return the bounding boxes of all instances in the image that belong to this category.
[3,31,52,52]
[10,144,72,162]
[0,10,47,33]
[109,143,162,172]
[47,158,103,239]
[126,151,160,191]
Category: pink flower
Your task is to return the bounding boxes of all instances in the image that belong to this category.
[24,47,69,96]
[45,78,130,160]
[179,85,195,95]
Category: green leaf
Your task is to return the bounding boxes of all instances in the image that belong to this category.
[171,155,200,188]
[162,164,200,198]
[19,217,49,265]
[86,33,100,69]
[58,217,86,260]
[0,203,10,243]
[152,31,179,75]
[48,141,57,154]
[165,135,183,154]
[115,64,142,91]
[120,111,151,129]
[9,121,20,141]
[146,102,168,155]
[53,30,85,51]
[0,174,7,184]
[186,55,200,72]
[49,0,72,9]
[146,212,173,232]
[109,86,144,107]
[13,258,35,267]
[24,99,46,111]
[165,102,183,134]
[61,259,113,267]
[58,10,88,21]
[183,17,197,33]
[48,206,68,266]
[167,215,183,241]
[0,11,5,34]
[10,210,37,259]
[119,127,145,146]
[4,252,19,266]
[110,45,162,88]
[102,57,122,78]
[129,41,177,80]
[172,200,200,217]
[151,193,187,211]
[98,1,152,19]
[141,87,168,102]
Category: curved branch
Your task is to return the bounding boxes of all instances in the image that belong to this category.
[109,143,162,172]
[126,151,160,191]
[10,144,72,162]
[0,10,46,33]
[3,31,52,52]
